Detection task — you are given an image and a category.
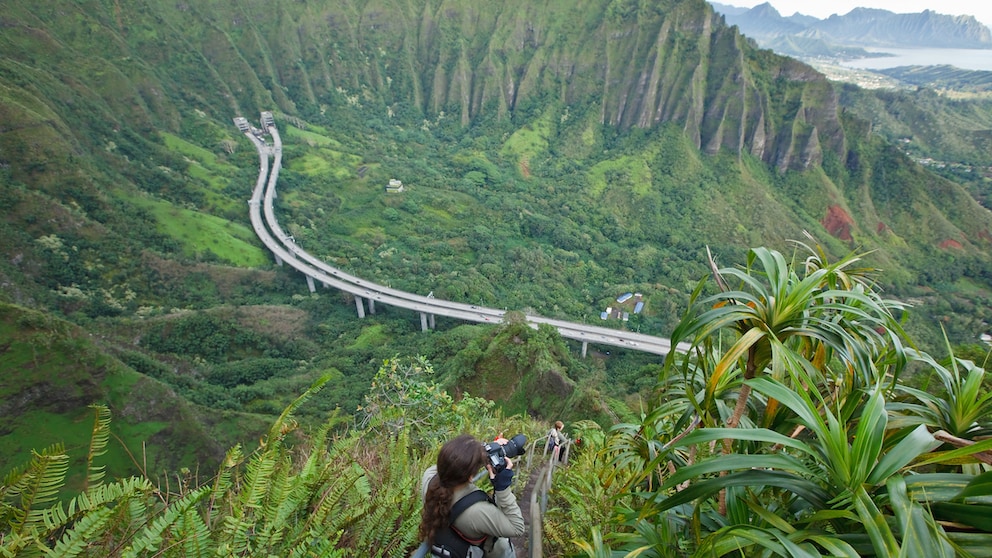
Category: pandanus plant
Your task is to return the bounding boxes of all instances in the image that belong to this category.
[667,241,907,435]
[588,242,992,557]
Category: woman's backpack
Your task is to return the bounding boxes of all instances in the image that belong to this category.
[429,490,492,558]
[545,428,559,453]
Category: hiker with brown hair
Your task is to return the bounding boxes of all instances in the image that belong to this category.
[415,434,524,558]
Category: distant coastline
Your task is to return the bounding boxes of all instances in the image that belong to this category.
[839,47,992,71]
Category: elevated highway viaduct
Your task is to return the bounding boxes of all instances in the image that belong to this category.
[235,113,689,358]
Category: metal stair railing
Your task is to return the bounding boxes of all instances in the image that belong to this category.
[524,436,570,558]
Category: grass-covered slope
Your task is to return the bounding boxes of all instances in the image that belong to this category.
[0,303,272,485]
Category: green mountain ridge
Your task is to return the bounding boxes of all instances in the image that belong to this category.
[2,0,988,262]
[5,0,855,171]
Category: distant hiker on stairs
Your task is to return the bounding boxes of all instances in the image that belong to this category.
[546,421,567,463]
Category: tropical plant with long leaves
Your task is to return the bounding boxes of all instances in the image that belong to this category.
[889,334,992,474]
[586,244,992,557]
[659,243,909,520]
[601,374,992,556]
[666,243,907,433]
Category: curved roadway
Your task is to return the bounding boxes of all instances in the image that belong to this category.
[236,112,689,357]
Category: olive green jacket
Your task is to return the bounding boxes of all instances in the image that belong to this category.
[420,465,525,556]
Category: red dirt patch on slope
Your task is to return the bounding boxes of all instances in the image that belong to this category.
[821,205,854,241]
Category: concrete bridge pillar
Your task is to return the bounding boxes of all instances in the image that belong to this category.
[354,295,366,318]
[368,299,376,315]
[306,275,316,293]
[274,254,283,266]
[420,312,429,331]
[429,314,435,329]
[581,341,588,358]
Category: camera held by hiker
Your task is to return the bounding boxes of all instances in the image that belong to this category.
[414,433,526,558]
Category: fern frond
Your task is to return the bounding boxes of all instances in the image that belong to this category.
[0,530,38,557]
[266,374,331,443]
[46,506,115,558]
[287,531,346,558]
[237,448,278,513]
[173,507,212,558]
[41,476,153,533]
[218,515,255,556]
[0,501,19,530]
[296,417,335,482]
[260,454,293,524]
[375,476,421,557]
[356,504,396,556]
[121,485,210,558]
[250,455,296,552]
[84,405,112,494]
[305,463,368,531]
[205,444,242,528]
[2,445,68,556]
[9,444,69,534]
[394,509,423,556]
[124,495,149,534]
[1,457,33,501]
[211,400,299,554]
[216,445,279,554]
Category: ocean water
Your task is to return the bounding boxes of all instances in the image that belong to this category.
[839,47,992,72]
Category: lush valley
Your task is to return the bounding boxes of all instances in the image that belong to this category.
[2,0,992,554]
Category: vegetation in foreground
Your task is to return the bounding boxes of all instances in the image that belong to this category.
[3,244,991,557]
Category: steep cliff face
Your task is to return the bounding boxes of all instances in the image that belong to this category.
[0,0,842,173]
[295,0,844,171]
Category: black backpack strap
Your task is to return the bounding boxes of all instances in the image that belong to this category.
[448,490,490,545]
[449,490,490,523]
[429,490,491,557]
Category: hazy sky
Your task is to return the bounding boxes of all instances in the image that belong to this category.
[715,1,992,28]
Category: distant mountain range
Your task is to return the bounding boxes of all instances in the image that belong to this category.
[711,2,992,58]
